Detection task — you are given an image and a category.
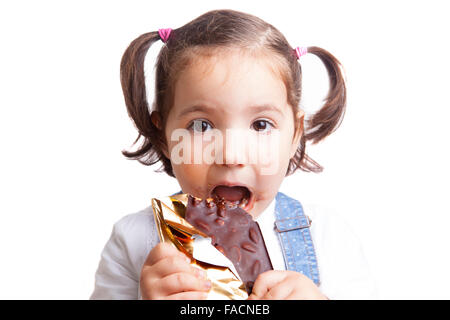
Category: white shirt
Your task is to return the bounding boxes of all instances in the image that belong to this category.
[255,199,286,271]
[90,199,377,300]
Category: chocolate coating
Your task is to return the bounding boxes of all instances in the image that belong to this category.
[185,195,273,294]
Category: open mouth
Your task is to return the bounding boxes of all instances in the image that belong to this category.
[210,185,254,211]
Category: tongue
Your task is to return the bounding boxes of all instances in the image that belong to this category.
[213,186,248,202]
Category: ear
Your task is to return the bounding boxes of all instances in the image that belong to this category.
[290,109,305,159]
[151,111,170,159]
[151,111,162,130]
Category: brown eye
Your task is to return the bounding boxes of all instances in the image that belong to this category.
[252,120,273,132]
[189,119,213,133]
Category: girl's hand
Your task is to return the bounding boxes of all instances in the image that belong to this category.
[140,242,212,300]
[247,270,328,300]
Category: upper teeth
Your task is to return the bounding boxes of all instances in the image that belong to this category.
[238,197,249,208]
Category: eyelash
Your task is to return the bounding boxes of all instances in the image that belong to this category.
[186,119,275,133]
[251,119,275,133]
[187,119,213,133]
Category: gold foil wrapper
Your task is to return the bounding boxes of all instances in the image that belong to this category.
[151,194,248,300]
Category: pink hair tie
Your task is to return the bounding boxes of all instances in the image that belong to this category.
[295,46,308,59]
[158,28,172,43]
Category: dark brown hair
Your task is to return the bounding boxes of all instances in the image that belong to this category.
[120,9,346,177]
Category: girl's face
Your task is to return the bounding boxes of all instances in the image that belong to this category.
[164,50,303,218]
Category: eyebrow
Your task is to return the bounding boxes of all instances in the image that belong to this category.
[176,105,217,119]
[176,103,284,119]
[248,104,284,116]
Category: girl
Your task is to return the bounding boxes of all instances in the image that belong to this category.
[91,9,376,300]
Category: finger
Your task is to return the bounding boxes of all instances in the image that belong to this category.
[165,291,208,300]
[285,291,302,300]
[247,293,258,300]
[251,270,288,298]
[151,256,205,279]
[145,242,189,266]
[262,277,294,300]
[158,272,211,295]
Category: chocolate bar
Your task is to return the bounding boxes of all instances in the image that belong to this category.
[185,195,273,294]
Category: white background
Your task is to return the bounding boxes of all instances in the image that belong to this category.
[1,0,449,299]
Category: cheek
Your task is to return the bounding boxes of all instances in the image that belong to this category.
[171,163,210,195]
[254,130,294,175]
[282,122,299,164]
[282,138,296,166]
[172,163,206,178]
[255,166,286,190]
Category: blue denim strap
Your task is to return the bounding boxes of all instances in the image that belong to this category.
[274,192,320,285]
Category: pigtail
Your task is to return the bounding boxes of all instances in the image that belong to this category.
[304,46,347,144]
[288,46,347,175]
[120,31,166,168]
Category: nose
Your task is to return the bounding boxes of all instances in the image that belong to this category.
[218,129,247,167]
